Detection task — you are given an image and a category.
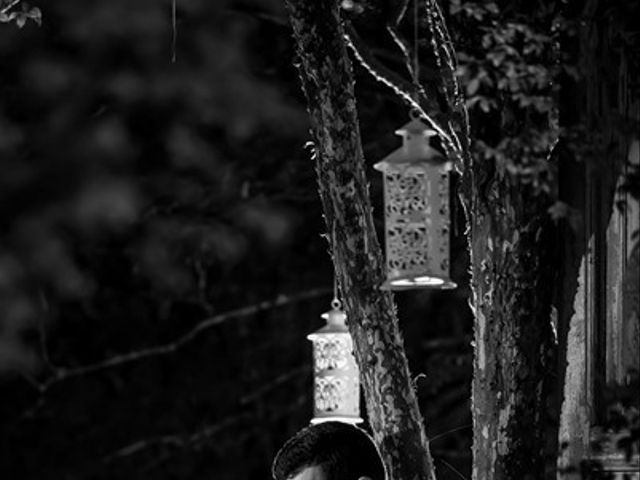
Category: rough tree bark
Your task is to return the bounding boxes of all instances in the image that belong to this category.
[466,172,557,480]
[399,2,559,477]
[283,1,436,480]
[284,1,559,480]
[348,2,559,478]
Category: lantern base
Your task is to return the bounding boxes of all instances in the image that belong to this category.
[310,416,364,425]
[381,275,457,291]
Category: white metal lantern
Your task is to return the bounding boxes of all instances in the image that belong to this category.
[374,116,456,290]
[307,300,362,424]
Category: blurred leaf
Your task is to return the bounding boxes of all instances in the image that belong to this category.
[466,77,480,96]
[234,201,292,247]
[73,178,141,230]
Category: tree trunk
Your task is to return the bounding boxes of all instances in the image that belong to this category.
[558,256,590,480]
[466,170,557,480]
[458,166,559,480]
[283,1,436,480]
[284,0,560,479]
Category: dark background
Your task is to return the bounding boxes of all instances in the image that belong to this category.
[0,1,473,478]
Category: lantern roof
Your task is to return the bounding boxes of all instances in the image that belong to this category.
[374,118,447,171]
[394,117,438,137]
[307,306,349,338]
[374,144,444,170]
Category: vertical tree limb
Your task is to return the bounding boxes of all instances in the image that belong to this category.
[283,1,436,479]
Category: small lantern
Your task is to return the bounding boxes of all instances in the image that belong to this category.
[307,300,362,424]
[374,116,456,290]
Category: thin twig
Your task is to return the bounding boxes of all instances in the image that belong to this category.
[28,286,330,394]
[423,0,467,159]
[193,259,214,314]
[103,414,249,463]
[17,370,43,392]
[389,0,410,26]
[171,0,177,63]
[387,24,417,79]
[430,423,472,442]
[105,436,183,461]
[437,457,469,480]
[37,290,56,372]
[0,0,21,15]
[239,366,310,405]
[424,0,460,104]
[344,21,452,145]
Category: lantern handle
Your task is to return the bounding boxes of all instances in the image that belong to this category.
[330,221,343,312]
[331,298,342,310]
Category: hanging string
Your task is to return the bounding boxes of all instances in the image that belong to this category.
[332,275,342,310]
[331,222,342,311]
[171,0,177,63]
[409,0,421,119]
[413,0,420,84]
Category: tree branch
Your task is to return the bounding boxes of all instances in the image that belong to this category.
[424,0,467,158]
[103,413,250,463]
[436,457,469,480]
[239,366,309,405]
[387,24,417,79]
[104,389,311,465]
[284,1,437,478]
[384,0,420,82]
[343,20,453,145]
[0,0,20,15]
[31,286,331,393]
[424,0,460,104]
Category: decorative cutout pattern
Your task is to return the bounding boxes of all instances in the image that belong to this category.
[315,377,347,412]
[313,336,352,371]
[383,165,450,282]
[309,329,360,422]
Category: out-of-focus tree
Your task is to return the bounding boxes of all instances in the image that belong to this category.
[0,0,307,372]
[1,1,333,478]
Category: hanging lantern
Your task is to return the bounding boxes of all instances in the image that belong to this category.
[374,116,456,290]
[307,300,362,424]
